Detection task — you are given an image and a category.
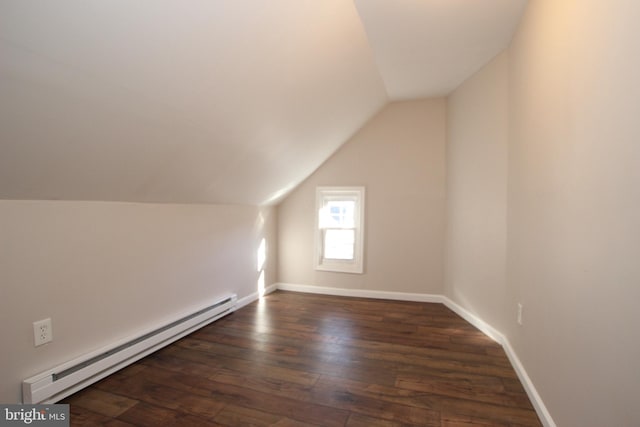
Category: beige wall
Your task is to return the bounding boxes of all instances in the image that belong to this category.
[278,99,446,294]
[447,0,640,425]
[505,0,640,425]
[0,200,277,403]
[445,51,509,332]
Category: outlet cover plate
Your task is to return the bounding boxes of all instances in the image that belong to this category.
[517,303,523,326]
[33,318,53,346]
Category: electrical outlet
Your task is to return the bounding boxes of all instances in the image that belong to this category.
[517,303,523,326]
[33,318,53,346]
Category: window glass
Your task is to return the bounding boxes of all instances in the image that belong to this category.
[323,229,355,260]
[315,187,364,274]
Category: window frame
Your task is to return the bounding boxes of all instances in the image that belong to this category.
[314,186,365,274]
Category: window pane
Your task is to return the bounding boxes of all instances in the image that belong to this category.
[319,200,355,228]
[315,187,364,274]
[324,229,355,260]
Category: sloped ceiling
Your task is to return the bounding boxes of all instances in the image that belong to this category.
[0,0,526,205]
[355,0,528,99]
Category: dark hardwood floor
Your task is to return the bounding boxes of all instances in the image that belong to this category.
[62,291,542,426]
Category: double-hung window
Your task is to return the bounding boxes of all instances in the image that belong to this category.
[315,187,365,274]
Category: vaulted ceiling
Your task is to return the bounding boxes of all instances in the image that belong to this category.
[0,0,527,205]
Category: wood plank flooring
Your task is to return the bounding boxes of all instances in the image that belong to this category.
[62,291,542,426]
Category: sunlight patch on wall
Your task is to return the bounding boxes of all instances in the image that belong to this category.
[257,238,267,297]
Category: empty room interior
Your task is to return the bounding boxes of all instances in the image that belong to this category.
[1,0,639,426]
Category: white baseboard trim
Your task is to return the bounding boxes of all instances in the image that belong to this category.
[275,282,443,303]
[502,340,556,427]
[440,297,506,344]
[235,283,278,310]
[272,282,555,427]
[440,298,556,427]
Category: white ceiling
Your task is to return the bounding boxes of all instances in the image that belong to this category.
[355,0,528,99]
[0,0,526,205]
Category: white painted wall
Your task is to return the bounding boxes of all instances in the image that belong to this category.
[445,51,509,332]
[278,99,446,294]
[505,0,640,425]
[0,200,277,403]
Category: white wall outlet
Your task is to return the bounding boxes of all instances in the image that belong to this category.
[517,303,523,326]
[33,318,53,346]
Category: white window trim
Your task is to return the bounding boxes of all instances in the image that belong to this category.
[314,186,365,274]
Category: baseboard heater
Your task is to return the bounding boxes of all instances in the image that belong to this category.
[23,294,237,404]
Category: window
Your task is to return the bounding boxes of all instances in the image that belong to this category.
[315,187,365,273]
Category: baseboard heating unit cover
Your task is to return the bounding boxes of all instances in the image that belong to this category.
[23,294,237,404]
